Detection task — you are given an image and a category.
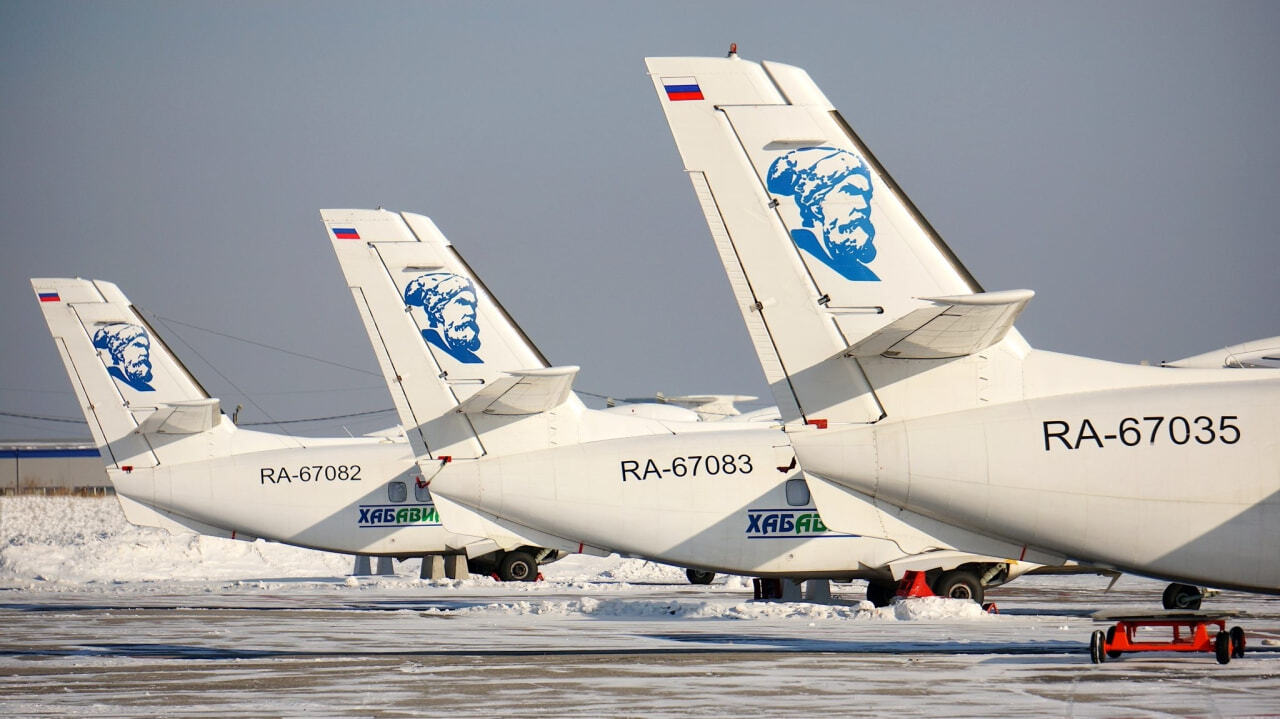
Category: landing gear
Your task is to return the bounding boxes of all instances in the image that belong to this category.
[891,568,991,606]
[686,568,716,585]
[1162,583,1203,610]
[497,551,537,582]
[933,569,984,604]
[865,580,897,607]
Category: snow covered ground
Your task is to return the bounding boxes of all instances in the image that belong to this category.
[2,496,1279,717]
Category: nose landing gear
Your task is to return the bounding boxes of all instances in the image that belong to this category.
[1162,583,1203,610]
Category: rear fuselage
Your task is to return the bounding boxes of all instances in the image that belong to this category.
[796,354,1280,592]
[111,429,483,556]
[428,421,1023,578]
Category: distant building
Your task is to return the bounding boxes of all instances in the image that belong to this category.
[0,441,107,495]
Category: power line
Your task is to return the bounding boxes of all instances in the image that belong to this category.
[0,410,91,424]
[0,407,397,427]
[142,309,290,435]
[147,312,381,377]
[239,407,396,426]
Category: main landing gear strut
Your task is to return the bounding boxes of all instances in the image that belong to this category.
[872,570,998,613]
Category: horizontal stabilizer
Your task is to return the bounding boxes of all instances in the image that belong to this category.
[134,399,222,434]
[844,289,1034,360]
[454,366,579,416]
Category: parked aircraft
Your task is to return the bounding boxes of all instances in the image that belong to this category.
[608,394,763,422]
[32,277,558,580]
[322,208,1097,604]
[646,51,1279,603]
[1162,337,1280,369]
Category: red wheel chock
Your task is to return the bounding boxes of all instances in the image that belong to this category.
[894,570,998,613]
[895,570,935,599]
[490,571,546,582]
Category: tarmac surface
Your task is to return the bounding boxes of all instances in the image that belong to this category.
[3,575,1279,717]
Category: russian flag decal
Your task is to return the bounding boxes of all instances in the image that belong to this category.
[663,77,703,102]
[37,291,61,303]
[332,227,360,240]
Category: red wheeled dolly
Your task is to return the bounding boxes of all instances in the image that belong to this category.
[1090,611,1246,664]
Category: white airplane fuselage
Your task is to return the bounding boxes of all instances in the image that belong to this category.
[32,277,494,559]
[425,414,1040,579]
[642,52,1280,598]
[321,209,1053,587]
[108,424,483,556]
[794,349,1280,593]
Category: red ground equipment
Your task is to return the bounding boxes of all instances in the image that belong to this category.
[1090,611,1246,664]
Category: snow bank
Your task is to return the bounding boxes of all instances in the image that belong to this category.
[0,497,692,587]
[0,496,352,584]
[0,497,999,624]
[429,594,990,622]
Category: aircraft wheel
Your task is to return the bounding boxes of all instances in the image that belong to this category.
[933,569,984,604]
[1215,631,1232,664]
[1230,626,1246,658]
[1105,625,1122,659]
[685,568,716,585]
[497,551,538,582]
[1162,583,1203,610]
[1090,630,1106,664]
[865,580,897,607]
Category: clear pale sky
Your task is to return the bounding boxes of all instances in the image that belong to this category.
[3,1,1278,440]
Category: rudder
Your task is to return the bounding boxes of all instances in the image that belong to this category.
[32,278,222,470]
[647,55,1026,426]
[324,209,579,461]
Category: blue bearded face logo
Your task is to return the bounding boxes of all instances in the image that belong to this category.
[92,322,155,392]
[767,146,880,282]
[404,272,483,364]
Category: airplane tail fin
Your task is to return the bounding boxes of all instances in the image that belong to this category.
[647,55,1031,426]
[31,278,225,470]
[324,209,581,461]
